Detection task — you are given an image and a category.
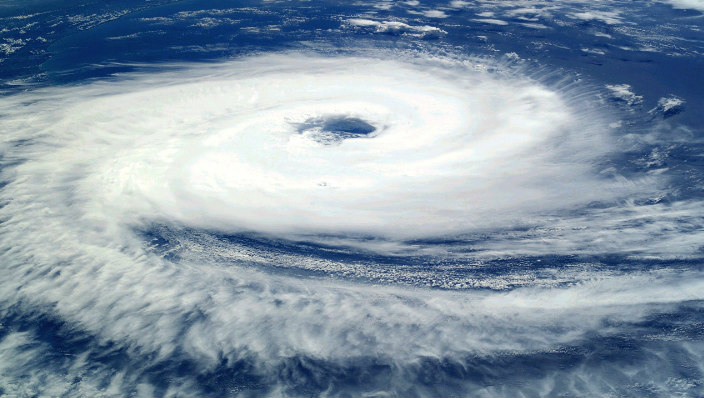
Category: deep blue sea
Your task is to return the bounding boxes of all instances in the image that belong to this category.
[1,0,704,396]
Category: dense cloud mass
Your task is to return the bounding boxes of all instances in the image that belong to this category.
[1,0,703,397]
[2,55,628,236]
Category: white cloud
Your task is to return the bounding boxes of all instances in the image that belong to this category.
[658,95,685,113]
[0,52,692,257]
[472,18,509,25]
[581,47,606,55]
[568,10,623,25]
[449,0,470,7]
[606,83,644,106]
[0,38,26,56]
[651,95,686,117]
[422,9,448,18]
[346,18,446,37]
[519,22,549,29]
[657,95,686,112]
[663,0,704,12]
[1,51,702,396]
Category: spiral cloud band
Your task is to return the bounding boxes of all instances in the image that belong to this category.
[7,54,626,237]
[1,51,704,396]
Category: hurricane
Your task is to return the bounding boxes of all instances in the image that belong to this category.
[1,1,704,397]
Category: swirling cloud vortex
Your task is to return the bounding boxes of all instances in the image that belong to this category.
[4,52,701,396]
[5,54,618,239]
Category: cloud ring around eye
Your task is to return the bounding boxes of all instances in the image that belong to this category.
[2,52,639,242]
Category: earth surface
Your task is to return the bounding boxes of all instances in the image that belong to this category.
[1,0,704,397]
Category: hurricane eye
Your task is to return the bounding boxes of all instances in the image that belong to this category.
[295,115,377,145]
